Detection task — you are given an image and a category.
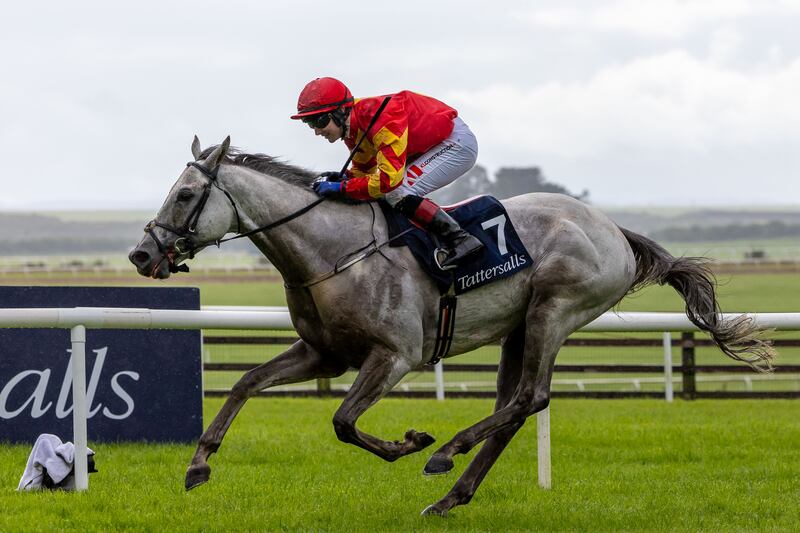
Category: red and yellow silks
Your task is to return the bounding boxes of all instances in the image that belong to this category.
[342,91,457,201]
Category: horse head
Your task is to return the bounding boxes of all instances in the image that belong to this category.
[129,135,239,279]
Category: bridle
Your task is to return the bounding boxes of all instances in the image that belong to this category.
[143,161,324,273]
[143,162,237,273]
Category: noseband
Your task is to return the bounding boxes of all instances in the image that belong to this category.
[143,162,242,272]
[143,161,324,273]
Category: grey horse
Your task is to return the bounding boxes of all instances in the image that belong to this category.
[129,137,774,516]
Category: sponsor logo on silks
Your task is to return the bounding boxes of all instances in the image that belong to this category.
[457,253,528,292]
[419,143,454,169]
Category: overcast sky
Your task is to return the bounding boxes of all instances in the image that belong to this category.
[1,0,798,211]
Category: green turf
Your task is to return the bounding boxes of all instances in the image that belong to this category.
[615,272,800,313]
[2,271,799,529]
[1,398,798,532]
[200,272,800,312]
[199,282,286,307]
[2,269,797,311]
[200,271,800,314]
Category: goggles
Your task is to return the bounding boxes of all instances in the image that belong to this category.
[302,113,332,129]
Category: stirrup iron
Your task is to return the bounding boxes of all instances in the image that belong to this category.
[434,248,457,271]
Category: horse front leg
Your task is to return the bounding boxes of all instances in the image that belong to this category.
[332,352,435,462]
[186,340,346,490]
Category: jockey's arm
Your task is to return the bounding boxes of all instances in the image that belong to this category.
[343,116,409,201]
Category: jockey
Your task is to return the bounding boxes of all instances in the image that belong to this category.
[290,77,483,269]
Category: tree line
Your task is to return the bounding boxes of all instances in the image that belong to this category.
[430,165,589,205]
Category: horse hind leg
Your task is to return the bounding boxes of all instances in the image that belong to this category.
[332,349,436,461]
[186,340,346,490]
[422,299,576,515]
[421,323,526,516]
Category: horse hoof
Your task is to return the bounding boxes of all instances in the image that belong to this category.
[423,454,454,476]
[185,463,211,491]
[405,429,436,450]
[421,504,449,517]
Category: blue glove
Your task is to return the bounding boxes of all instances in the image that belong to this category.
[317,171,346,182]
[312,178,346,198]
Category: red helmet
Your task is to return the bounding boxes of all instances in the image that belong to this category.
[290,77,353,120]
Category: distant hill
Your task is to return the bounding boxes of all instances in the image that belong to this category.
[1,204,799,255]
[0,212,252,255]
[604,208,800,235]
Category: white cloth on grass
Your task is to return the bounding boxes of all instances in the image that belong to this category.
[17,433,94,491]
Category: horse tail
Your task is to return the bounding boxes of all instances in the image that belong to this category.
[619,226,774,372]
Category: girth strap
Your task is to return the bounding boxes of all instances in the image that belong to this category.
[428,282,457,366]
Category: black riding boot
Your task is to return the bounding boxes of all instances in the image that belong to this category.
[395,195,484,270]
[427,208,485,269]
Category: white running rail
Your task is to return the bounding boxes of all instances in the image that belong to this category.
[1,308,798,491]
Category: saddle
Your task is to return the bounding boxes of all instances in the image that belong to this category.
[379,196,533,295]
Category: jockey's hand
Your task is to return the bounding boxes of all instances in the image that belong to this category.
[312,178,346,198]
[317,171,346,182]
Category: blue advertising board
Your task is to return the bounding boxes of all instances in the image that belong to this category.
[0,286,202,443]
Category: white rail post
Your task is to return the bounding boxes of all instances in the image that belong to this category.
[70,325,89,491]
[434,361,445,401]
[537,406,551,489]
[662,332,674,402]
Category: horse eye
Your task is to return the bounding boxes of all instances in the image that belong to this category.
[177,188,194,202]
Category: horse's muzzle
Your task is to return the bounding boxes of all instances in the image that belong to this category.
[128,247,171,279]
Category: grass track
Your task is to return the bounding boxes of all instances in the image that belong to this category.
[1,269,799,530]
[2,270,798,312]
[1,398,799,532]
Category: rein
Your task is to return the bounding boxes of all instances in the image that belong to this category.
[217,197,326,245]
[144,161,327,273]
[285,204,414,289]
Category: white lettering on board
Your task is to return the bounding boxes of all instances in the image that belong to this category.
[0,347,139,420]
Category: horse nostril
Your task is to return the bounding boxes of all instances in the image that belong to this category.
[129,249,151,267]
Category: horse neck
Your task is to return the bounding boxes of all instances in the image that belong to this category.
[221,166,372,285]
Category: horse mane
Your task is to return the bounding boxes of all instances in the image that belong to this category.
[198,145,317,188]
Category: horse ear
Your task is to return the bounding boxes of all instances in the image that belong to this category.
[191,135,202,160]
[204,136,231,169]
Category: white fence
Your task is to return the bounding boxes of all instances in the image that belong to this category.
[2,307,799,492]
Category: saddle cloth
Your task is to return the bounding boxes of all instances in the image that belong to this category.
[379,195,533,295]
